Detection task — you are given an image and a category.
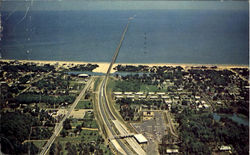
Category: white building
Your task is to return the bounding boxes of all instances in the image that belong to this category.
[134,134,148,144]
[115,96,123,99]
[219,145,231,151]
[78,74,89,78]
[113,92,123,95]
[124,92,133,95]
[162,96,170,99]
[138,95,146,99]
[156,92,165,95]
[127,95,135,99]
[149,96,158,99]
[166,149,179,154]
[135,92,144,95]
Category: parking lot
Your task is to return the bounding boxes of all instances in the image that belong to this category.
[132,111,167,154]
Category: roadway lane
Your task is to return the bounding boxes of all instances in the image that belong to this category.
[97,17,146,154]
[97,80,132,154]
[39,77,93,155]
[165,111,178,138]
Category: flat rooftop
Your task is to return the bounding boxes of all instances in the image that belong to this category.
[134,134,148,144]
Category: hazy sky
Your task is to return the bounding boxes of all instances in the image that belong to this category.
[1,1,249,11]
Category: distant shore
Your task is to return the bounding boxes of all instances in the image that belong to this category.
[1,59,249,73]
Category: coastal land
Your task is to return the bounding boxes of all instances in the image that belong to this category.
[0,58,249,154]
[1,59,248,73]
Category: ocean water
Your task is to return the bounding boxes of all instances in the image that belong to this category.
[1,2,249,64]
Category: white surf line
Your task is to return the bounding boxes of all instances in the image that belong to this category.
[5,7,18,21]
[14,0,33,31]
[16,5,30,25]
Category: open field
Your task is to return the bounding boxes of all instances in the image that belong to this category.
[75,100,92,109]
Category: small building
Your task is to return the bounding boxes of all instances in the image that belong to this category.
[78,74,89,78]
[218,145,231,151]
[127,95,135,99]
[203,104,210,108]
[201,100,206,104]
[138,95,146,99]
[177,88,183,91]
[156,92,165,95]
[115,96,123,99]
[124,92,133,95]
[162,96,170,99]
[195,96,201,99]
[166,149,179,154]
[134,134,148,144]
[217,101,223,105]
[148,92,155,95]
[142,105,148,109]
[143,111,154,120]
[198,105,203,109]
[174,96,179,100]
[165,99,172,104]
[113,92,123,95]
[149,96,158,99]
[135,92,144,95]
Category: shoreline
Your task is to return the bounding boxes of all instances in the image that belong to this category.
[0,59,249,73]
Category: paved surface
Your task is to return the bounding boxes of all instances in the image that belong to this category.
[39,77,93,155]
[96,17,146,155]
[71,127,99,131]
[132,112,168,155]
[165,111,178,138]
[97,79,132,154]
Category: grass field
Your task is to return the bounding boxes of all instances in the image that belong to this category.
[82,112,98,128]
[33,141,47,150]
[109,77,162,92]
[55,121,111,154]
[75,100,92,109]
[140,84,159,92]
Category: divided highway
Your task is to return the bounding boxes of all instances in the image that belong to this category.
[96,18,146,155]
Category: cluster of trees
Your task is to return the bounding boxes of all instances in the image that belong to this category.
[2,63,55,72]
[19,75,32,84]
[175,108,249,154]
[61,118,97,137]
[0,112,43,154]
[68,64,99,71]
[33,74,71,91]
[119,71,185,84]
[57,118,109,155]
[236,101,249,117]
[82,113,98,128]
[119,105,137,121]
[114,65,150,72]
[115,70,187,91]
[158,133,179,154]
[61,119,72,137]
[114,65,183,74]
[189,69,233,87]
[51,138,106,155]
[15,93,75,106]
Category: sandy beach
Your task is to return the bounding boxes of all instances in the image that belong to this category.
[0,59,248,73]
